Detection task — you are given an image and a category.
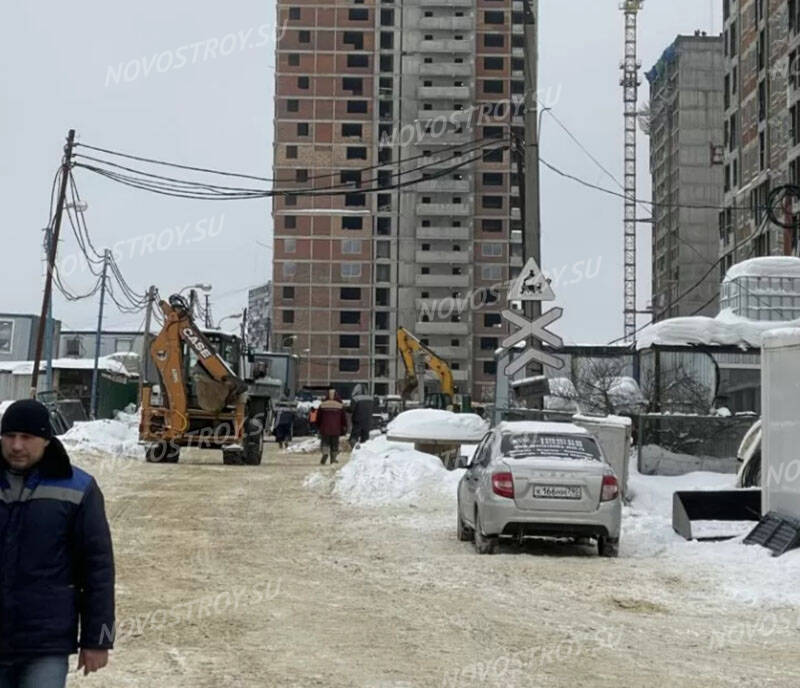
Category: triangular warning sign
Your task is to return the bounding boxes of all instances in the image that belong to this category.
[508,257,555,301]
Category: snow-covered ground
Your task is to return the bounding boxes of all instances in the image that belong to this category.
[307,433,800,607]
[61,407,144,459]
[287,437,321,454]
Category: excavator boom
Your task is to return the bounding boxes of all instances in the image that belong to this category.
[396,327,455,404]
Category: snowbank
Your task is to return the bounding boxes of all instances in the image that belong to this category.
[386,409,488,442]
[61,408,144,459]
[332,436,463,507]
[624,458,800,605]
[639,444,739,476]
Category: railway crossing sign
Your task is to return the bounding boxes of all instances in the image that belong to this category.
[508,257,555,301]
[502,308,565,376]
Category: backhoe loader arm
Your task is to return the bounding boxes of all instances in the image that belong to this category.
[396,327,455,400]
[151,296,247,419]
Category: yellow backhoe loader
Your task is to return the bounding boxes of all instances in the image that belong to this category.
[396,327,471,412]
[139,294,265,465]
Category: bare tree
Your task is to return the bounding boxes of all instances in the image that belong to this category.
[639,362,713,415]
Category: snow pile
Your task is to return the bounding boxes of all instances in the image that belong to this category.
[61,408,143,459]
[386,409,488,442]
[544,377,579,413]
[637,308,800,350]
[332,435,463,507]
[607,377,647,413]
[639,444,738,476]
[287,437,320,454]
[624,459,800,605]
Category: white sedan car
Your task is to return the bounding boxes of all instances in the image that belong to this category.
[457,421,622,556]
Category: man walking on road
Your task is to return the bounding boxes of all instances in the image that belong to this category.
[348,384,374,448]
[0,400,115,687]
[315,389,347,465]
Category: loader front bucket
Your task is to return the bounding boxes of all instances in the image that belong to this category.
[672,489,761,540]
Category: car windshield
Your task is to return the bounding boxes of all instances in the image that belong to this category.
[501,433,601,461]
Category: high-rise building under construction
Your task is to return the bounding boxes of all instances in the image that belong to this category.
[271,0,530,399]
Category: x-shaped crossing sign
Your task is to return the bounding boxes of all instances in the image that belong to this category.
[501,307,565,377]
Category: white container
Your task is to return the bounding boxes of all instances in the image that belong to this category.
[572,414,632,497]
[761,328,800,518]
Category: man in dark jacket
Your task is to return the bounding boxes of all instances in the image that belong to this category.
[315,389,347,465]
[348,384,374,447]
[0,400,115,687]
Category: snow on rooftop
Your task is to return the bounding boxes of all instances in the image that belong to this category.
[724,256,800,282]
[386,409,488,442]
[637,308,800,350]
[761,327,800,349]
[0,356,134,377]
[573,413,632,428]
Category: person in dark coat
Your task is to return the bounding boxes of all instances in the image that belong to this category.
[271,400,295,449]
[0,400,115,687]
[348,384,374,447]
[315,389,348,465]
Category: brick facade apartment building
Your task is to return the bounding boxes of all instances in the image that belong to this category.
[720,0,800,274]
[271,0,530,399]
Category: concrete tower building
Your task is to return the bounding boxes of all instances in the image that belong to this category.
[646,33,725,320]
[271,0,528,399]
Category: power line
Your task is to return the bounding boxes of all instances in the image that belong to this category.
[75,133,496,185]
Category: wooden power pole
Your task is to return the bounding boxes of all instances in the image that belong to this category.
[31,129,76,397]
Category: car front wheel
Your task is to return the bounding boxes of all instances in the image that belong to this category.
[473,509,499,555]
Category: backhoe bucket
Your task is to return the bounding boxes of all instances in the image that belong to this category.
[672,489,761,540]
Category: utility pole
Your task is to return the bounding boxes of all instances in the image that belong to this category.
[31,129,76,397]
[42,226,55,391]
[521,0,541,277]
[204,294,212,329]
[138,285,156,405]
[89,250,110,419]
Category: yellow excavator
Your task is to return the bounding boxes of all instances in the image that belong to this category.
[140,294,266,465]
[396,327,470,411]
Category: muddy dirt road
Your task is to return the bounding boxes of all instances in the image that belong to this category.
[67,443,800,687]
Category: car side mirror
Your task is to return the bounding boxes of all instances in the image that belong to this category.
[455,455,470,469]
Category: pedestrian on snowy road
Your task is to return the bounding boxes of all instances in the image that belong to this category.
[348,384,374,448]
[0,400,115,688]
[315,390,348,465]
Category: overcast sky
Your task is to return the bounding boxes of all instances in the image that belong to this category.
[0,1,716,342]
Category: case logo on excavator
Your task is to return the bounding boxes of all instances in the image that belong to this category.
[182,328,213,359]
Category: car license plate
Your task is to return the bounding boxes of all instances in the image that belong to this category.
[534,485,581,499]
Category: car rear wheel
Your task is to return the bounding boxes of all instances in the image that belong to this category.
[473,509,499,555]
[598,536,619,558]
[457,501,474,542]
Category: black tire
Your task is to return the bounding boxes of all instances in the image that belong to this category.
[473,508,499,554]
[242,418,264,466]
[742,451,762,488]
[598,537,619,558]
[457,501,474,542]
[145,442,180,464]
[222,448,244,465]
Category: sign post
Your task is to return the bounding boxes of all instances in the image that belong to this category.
[494,258,564,423]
